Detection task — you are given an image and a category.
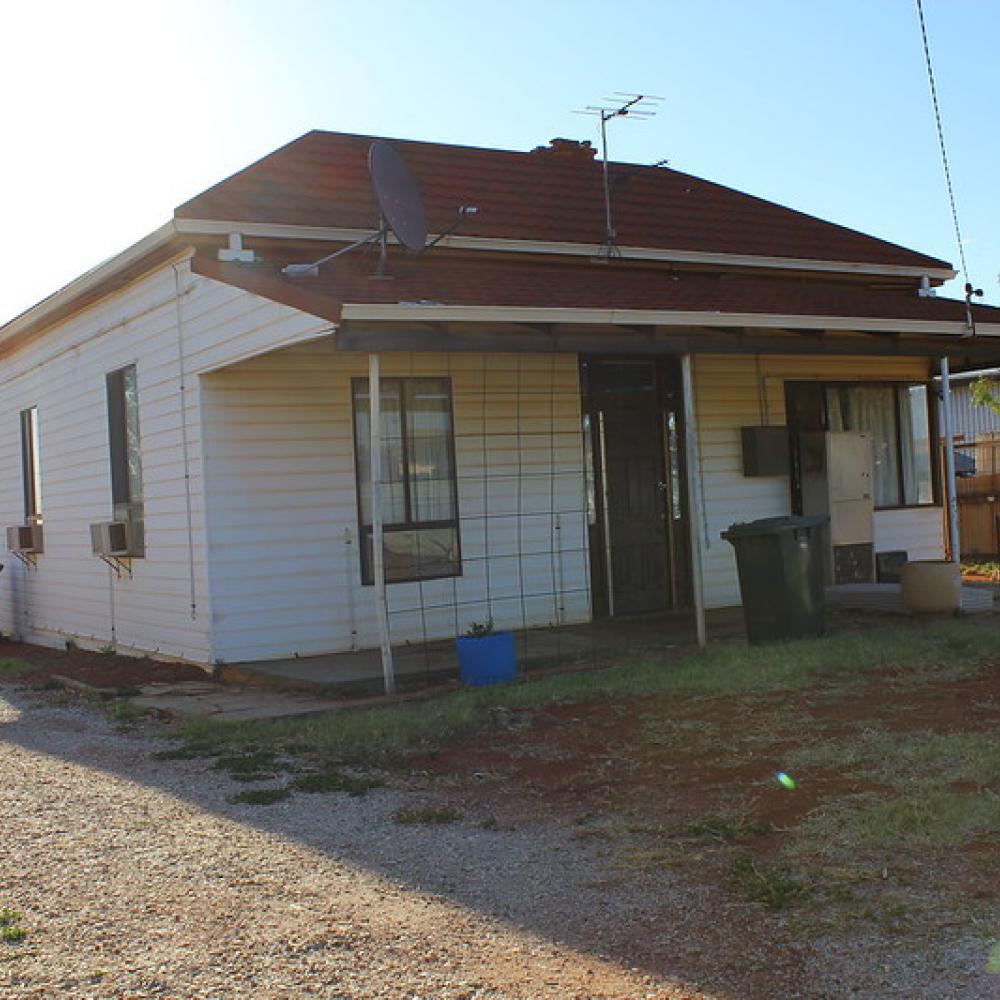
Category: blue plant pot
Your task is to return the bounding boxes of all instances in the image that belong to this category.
[455,631,517,687]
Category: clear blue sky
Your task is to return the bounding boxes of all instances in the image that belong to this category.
[1,0,997,324]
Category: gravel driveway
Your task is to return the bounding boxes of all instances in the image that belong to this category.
[1,685,994,998]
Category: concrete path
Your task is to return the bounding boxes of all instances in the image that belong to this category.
[222,609,746,690]
[129,681,355,721]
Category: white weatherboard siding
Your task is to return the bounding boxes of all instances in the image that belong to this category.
[692,354,944,609]
[0,260,330,662]
[0,252,954,664]
[0,262,208,658]
[201,344,588,663]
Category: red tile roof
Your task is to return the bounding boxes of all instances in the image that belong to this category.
[177,131,952,272]
[192,248,1000,327]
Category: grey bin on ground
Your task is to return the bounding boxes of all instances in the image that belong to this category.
[721,515,829,644]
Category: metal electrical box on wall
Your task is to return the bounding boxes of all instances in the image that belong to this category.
[799,431,875,584]
[741,426,790,477]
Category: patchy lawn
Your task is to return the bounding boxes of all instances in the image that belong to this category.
[165,616,1000,946]
[421,662,1000,936]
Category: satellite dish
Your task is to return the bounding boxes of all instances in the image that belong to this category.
[283,139,454,278]
[369,140,427,252]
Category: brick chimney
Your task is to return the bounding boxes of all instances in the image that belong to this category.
[531,138,597,160]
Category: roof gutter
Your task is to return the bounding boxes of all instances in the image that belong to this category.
[340,302,1000,338]
[174,218,957,282]
[0,214,961,351]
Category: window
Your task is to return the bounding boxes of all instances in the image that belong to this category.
[20,407,41,523]
[106,364,145,554]
[789,381,935,509]
[352,377,460,584]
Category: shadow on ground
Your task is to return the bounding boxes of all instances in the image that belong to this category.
[3,614,997,998]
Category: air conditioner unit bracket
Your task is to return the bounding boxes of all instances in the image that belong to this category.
[97,553,132,578]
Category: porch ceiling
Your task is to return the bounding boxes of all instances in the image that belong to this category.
[333,320,1000,364]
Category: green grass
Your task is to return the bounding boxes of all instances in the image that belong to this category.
[0,909,26,945]
[782,724,1000,862]
[393,806,463,825]
[213,750,280,782]
[227,786,291,806]
[793,790,1000,855]
[787,728,1000,790]
[0,659,30,678]
[963,560,1000,578]
[674,816,773,842]
[168,619,1000,768]
[730,855,811,909]
[107,699,152,726]
[988,941,1000,974]
[153,743,218,761]
[290,769,384,796]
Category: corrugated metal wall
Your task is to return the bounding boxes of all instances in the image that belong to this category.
[946,381,1000,442]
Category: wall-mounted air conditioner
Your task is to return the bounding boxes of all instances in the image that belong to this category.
[7,524,44,554]
[90,521,131,557]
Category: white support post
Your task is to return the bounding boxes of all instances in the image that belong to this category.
[369,353,396,696]
[940,356,961,564]
[681,354,707,648]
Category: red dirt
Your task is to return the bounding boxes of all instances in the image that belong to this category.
[404,667,1000,996]
[414,662,1000,928]
[0,637,207,690]
[426,668,1000,826]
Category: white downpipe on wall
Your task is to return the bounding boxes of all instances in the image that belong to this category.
[368,353,396,696]
[172,263,199,621]
[681,354,707,648]
[940,356,961,563]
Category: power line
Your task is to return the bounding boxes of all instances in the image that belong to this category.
[915,0,969,282]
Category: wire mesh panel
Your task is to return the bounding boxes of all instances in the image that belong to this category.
[376,351,595,685]
[200,340,699,688]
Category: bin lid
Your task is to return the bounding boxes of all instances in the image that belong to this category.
[720,514,829,540]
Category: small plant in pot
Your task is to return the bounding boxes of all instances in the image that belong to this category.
[455,617,517,687]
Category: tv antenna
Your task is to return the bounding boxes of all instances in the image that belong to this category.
[283,140,477,279]
[574,92,664,256]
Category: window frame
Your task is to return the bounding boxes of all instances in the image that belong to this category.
[20,406,41,524]
[787,379,939,512]
[351,375,462,586]
[105,363,145,556]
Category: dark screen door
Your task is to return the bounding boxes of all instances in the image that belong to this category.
[591,361,671,615]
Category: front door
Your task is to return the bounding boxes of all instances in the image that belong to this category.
[584,359,688,616]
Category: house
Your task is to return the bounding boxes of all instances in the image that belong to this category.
[2,130,1000,670]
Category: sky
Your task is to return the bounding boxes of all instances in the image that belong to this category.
[1,0,998,325]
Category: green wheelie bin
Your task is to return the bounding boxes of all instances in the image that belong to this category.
[721,515,829,644]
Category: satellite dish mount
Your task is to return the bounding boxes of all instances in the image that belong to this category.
[283,140,429,279]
